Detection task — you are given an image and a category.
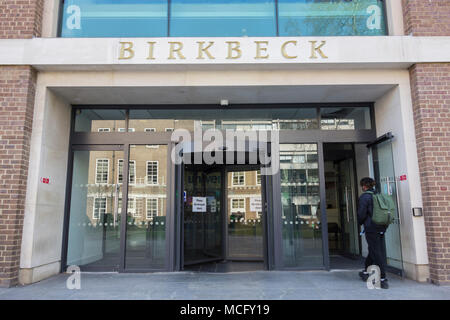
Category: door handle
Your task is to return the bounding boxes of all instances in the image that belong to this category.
[113,184,119,227]
[345,186,350,223]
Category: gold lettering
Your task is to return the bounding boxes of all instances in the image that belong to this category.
[254,41,269,59]
[197,41,215,60]
[226,41,242,59]
[309,41,328,59]
[168,42,186,60]
[147,42,156,60]
[281,40,298,59]
[118,42,134,60]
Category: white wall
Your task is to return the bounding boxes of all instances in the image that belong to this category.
[19,86,71,284]
[374,80,430,281]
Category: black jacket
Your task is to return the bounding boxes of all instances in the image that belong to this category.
[357,189,387,233]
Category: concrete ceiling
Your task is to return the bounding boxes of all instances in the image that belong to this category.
[50,84,396,105]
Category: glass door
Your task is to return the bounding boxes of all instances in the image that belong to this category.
[370,138,404,275]
[183,164,224,266]
[226,169,264,261]
[66,146,123,271]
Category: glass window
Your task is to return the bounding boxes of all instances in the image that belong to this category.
[61,0,168,37]
[74,109,126,133]
[66,150,123,270]
[95,159,109,184]
[320,107,371,130]
[232,172,245,186]
[170,0,276,37]
[93,197,107,220]
[231,198,245,211]
[147,161,159,185]
[129,107,318,132]
[118,160,136,185]
[146,198,159,219]
[126,145,168,269]
[278,0,387,36]
[280,144,323,268]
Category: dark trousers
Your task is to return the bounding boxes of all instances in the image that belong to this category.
[364,231,387,279]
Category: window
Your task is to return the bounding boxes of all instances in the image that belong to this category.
[232,172,245,186]
[231,198,245,212]
[147,161,158,185]
[118,128,135,132]
[256,170,261,185]
[97,128,110,132]
[93,197,106,220]
[146,198,158,219]
[95,159,109,184]
[145,128,159,148]
[118,160,136,184]
[165,128,174,132]
[61,0,168,38]
[61,0,386,38]
[128,198,138,217]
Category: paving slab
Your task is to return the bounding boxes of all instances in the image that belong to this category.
[0,271,449,300]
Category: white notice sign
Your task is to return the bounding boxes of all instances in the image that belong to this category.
[250,197,262,212]
[192,197,207,212]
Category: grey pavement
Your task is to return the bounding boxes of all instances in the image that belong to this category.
[0,270,449,300]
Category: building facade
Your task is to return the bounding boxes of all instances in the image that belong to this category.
[0,0,449,287]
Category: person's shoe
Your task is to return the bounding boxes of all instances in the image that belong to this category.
[359,271,369,282]
[380,278,389,289]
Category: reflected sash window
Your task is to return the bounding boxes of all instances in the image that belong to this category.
[95,159,109,184]
[147,161,159,185]
[93,197,107,220]
[146,198,159,219]
[118,160,136,184]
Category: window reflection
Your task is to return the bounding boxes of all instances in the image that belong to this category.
[280,144,322,268]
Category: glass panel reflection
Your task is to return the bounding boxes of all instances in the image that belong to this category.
[67,149,123,270]
[184,166,223,264]
[320,107,371,130]
[129,108,318,132]
[125,145,168,270]
[170,0,276,37]
[280,144,323,268]
[227,170,263,259]
[61,0,168,37]
[74,109,126,133]
[279,0,387,36]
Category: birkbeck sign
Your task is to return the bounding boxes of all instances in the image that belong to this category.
[116,38,329,64]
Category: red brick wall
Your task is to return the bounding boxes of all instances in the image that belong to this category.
[0,66,37,287]
[402,0,450,36]
[0,0,44,39]
[403,1,450,285]
[409,63,450,285]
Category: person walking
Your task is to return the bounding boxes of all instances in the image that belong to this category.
[357,177,389,289]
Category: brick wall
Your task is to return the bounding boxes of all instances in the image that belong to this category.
[403,1,450,285]
[0,0,44,39]
[0,66,37,287]
[409,63,450,285]
[0,0,42,287]
[402,0,450,36]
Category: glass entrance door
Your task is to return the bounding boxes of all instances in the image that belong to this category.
[183,165,224,265]
[337,158,359,256]
[370,138,404,274]
[226,169,264,261]
[66,146,123,271]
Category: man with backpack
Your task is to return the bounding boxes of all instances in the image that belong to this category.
[357,177,395,289]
